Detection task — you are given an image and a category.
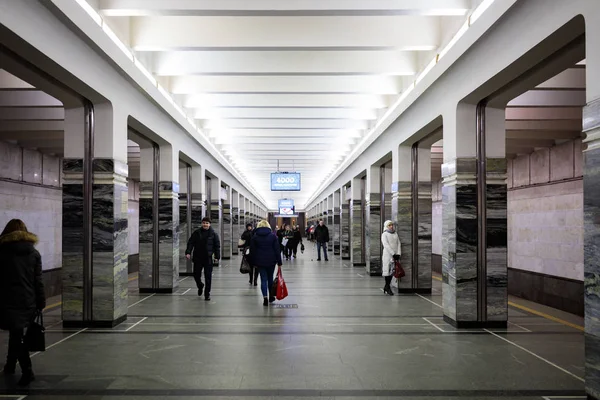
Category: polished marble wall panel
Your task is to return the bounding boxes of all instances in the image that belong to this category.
[62,159,84,321]
[327,209,334,252]
[178,192,189,272]
[159,181,179,290]
[393,182,413,290]
[128,181,139,256]
[341,202,350,259]
[351,200,364,265]
[138,182,153,290]
[222,200,232,259]
[418,182,432,289]
[583,99,600,398]
[367,193,381,275]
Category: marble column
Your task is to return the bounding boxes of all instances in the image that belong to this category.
[417,149,433,291]
[232,192,240,255]
[341,194,351,260]
[327,195,334,253]
[366,192,382,275]
[178,167,190,275]
[350,180,364,266]
[210,180,223,262]
[583,99,600,399]
[333,191,341,255]
[138,181,179,293]
[222,186,232,260]
[392,180,413,291]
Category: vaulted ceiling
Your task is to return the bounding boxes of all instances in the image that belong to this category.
[96,0,475,209]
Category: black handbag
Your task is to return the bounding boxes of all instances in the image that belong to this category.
[25,310,45,352]
[300,243,305,253]
[240,254,251,274]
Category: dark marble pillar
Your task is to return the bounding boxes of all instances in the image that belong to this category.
[341,201,350,260]
[178,191,189,274]
[392,181,413,291]
[350,200,364,266]
[333,200,341,256]
[232,206,239,256]
[486,159,508,321]
[366,193,382,275]
[222,194,232,260]
[327,203,334,253]
[210,199,223,261]
[583,99,600,399]
[62,159,128,327]
[418,182,433,290]
[62,159,85,323]
[138,182,179,293]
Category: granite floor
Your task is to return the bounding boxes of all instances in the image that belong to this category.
[0,247,586,399]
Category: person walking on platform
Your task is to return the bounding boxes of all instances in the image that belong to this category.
[276,225,285,256]
[314,220,330,261]
[381,220,401,296]
[282,224,294,260]
[290,225,303,258]
[249,220,282,306]
[0,219,45,386]
[239,223,258,285]
[186,217,221,301]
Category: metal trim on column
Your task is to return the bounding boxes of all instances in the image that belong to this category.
[411,143,419,289]
[152,144,160,290]
[476,100,488,322]
[83,100,94,322]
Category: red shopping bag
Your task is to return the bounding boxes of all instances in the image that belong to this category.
[393,260,405,279]
[276,267,288,300]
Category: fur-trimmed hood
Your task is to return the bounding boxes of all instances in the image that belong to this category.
[0,231,38,245]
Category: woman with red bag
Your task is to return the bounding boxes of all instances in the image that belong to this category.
[249,220,283,306]
[381,220,401,296]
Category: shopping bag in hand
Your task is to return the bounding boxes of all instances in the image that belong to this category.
[240,254,251,274]
[393,260,405,279]
[275,268,288,300]
[25,310,45,352]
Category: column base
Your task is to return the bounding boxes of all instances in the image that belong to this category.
[139,288,174,294]
[397,288,432,294]
[179,272,194,277]
[63,315,127,329]
[443,315,507,329]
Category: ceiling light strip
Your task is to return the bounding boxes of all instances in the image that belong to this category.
[306,0,496,207]
[71,0,266,206]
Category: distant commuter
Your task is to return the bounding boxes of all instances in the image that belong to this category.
[282,224,294,260]
[239,223,257,285]
[290,225,303,258]
[314,220,330,261]
[0,219,45,386]
[276,225,285,255]
[186,217,221,301]
[381,220,401,296]
[249,220,282,306]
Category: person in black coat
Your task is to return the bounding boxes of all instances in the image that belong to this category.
[249,220,282,306]
[239,223,257,285]
[290,225,303,258]
[185,217,221,301]
[0,219,45,386]
[314,220,330,261]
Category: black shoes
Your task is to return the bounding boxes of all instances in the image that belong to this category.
[269,296,276,303]
[3,363,15,375]
[254,282,258,286]
[263,297,269,306]
[198,283,204,297]
[18,370,35,386]
[317,258,321,261]
[383,287,394,296]
[204,295,211,301]
[325,258,329,261]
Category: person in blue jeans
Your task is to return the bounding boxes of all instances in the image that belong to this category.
[249,220,282,306]
[313,220,330,261]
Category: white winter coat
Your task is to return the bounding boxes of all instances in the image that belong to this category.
[381,231,401,277]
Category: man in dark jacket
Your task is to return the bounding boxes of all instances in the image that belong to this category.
[314,220,330,261]
[0,219,45,386]
[186,217,221,301]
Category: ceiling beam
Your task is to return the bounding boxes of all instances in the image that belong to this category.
[0,107,65,120]
[505,119,581,131]
[0,70,34,89]
[0,91,62,107]
[221,144,350,151]
[100,0,470,16]
[0,120,64,131]
[151,50,417,75]
[130,16,441,50]
[207,129,363,138]
[168,75,406,95]
[0,131,63,141]
[505,130,582,140]
[507,90,586,107]
[505,107,581,120]
[536,67,585,90]
[215,137,357,145]
[181,93,396,108]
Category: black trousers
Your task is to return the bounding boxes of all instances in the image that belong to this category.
[249,266,259,284]
[193,263,213,296]
[6,329,31,370]
[292,242,300,256]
